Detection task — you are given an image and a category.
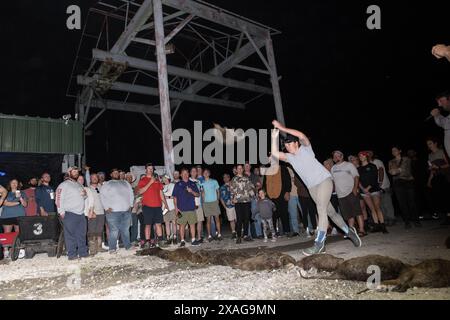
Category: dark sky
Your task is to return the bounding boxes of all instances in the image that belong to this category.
[1,0,449,176]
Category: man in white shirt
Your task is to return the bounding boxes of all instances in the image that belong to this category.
[56,167,88,260]
[368,151,396,225]
[331,151,366,236]
[100,168,134,253]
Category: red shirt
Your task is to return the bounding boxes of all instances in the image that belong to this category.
[24,188,37,216]
[138,177,163,207]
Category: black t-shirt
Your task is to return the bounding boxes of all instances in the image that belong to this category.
[358,163,381,192]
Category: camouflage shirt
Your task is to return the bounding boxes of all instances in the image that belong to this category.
[230,175,255,203]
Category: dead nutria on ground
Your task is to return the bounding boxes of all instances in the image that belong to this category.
[381,259,450,292]
[297,254,450,292]
[297,254,407,282]
[137,247,296,271]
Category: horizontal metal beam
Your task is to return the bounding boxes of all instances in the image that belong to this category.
[162,0,271,38]
[132,37,156,46]
[90,98,161,115]
[78,76,245,109]
[93,49,272,95]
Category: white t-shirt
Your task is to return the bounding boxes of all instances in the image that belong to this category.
[285,144,331,189]
[163,183,175,211]
[372,159,390,189]
[331,161,359,198]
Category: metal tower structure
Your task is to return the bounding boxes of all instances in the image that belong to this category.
[67,0,284,176]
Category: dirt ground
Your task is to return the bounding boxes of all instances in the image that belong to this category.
[0,220,449,300]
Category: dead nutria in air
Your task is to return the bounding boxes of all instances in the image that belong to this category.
[298,254,407,281]
[382,259,450,292]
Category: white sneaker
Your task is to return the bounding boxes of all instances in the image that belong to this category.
[18,249,25,259]
[263,237,268,243]
[102,242,109,250]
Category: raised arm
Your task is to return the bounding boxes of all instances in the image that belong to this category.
[267,128,287,163]
[272,120,310,146]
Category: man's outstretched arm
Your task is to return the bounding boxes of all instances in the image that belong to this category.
[272,120,311,146]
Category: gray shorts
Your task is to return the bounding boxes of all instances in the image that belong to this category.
[203,200,221,217]
[195,206,205,222]
[87,214,105,236]
[163,209,176,223]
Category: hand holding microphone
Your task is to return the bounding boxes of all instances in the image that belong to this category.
[425,107,441,121]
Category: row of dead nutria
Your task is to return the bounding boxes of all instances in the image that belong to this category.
[138,247,450,292]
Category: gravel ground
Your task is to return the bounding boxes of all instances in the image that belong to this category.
[0,220,449,300]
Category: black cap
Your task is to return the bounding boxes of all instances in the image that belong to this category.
[283,134,299,144]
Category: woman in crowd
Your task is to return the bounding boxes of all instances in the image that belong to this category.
[357,152,388,233]
[388,146,421,229]
[230,164,255,244]
[1,179,28,234]
[426,138,450,225]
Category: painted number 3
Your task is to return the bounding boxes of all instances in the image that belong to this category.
[67,5,81,30]
[366,5,381,30]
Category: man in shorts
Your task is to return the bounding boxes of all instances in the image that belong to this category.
[190,167,205,243]
[219,173,237,239]
[331,151,366,237]
[172,169,201,247]
[137,164,169,248]
[201,169,222,242]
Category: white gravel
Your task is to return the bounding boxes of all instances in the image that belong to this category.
[0,221,449,300]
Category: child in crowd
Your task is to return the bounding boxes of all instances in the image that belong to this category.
[256,189,277,243]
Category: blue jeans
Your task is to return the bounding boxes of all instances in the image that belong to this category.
[106,211,132,251]
[130,212,139,242]
[63,212,88,259]
[249,199,262,237]
[288,196,301,234]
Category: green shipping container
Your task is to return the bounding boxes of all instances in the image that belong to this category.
[0,114,83,154]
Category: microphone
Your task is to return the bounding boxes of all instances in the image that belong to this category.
[425,107,442,122]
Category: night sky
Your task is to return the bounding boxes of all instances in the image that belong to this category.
[1,0,449,178]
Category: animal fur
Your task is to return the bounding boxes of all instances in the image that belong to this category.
[297,254,344,273]
[137,247,295,271]
[298,254,407,281]
[381,259,450,292]
[298,254,450,292]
